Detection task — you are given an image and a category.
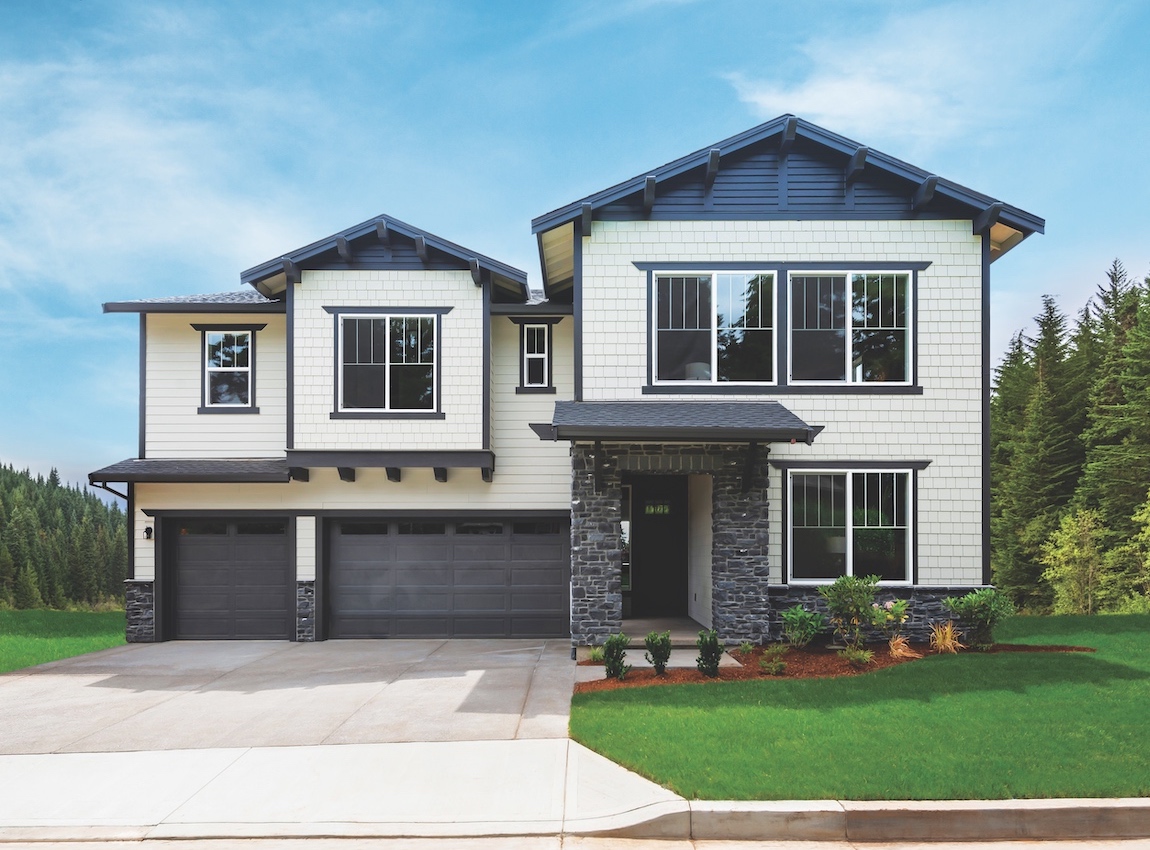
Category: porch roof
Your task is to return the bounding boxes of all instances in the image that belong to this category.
[532,401,821,444]
[89,458,291,484]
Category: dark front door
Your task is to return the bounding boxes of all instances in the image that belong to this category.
[627,476,688,617]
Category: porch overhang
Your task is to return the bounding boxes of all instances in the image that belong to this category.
[531,401,822,445]
[88,458,291,485]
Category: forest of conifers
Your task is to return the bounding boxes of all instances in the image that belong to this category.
[0,464,128,609]
[992,260,1150,614]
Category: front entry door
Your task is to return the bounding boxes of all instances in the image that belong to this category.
[627,476,688,617]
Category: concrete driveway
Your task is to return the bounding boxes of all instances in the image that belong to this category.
[0,639,574,754]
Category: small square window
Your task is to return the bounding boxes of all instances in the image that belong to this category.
[196,325,261,413]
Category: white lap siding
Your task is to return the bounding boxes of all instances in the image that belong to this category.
[580,219,985,586]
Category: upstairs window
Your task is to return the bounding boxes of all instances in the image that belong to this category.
[789,273,909,383]
[195,323,263,413]
[653,273,775,383]
[340,315,436,411]
[789,470,910,583]
[523,324,549,388]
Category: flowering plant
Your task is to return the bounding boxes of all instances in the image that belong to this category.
[869,598,910,638]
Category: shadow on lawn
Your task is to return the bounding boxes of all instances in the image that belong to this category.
[576,651,1149,711]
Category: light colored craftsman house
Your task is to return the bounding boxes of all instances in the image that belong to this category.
[90,115,1043,644]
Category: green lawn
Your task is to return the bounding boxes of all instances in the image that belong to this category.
[569,615,1150,801]
[0,609,126,673]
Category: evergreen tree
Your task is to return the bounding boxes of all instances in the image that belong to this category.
[13,565,43,610]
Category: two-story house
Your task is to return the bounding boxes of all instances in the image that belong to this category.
[90,115,1043,645]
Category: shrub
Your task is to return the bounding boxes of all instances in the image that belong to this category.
[780,604,823,647]
[603,632,631,680]
[737,640,755,656]
[818,574,879,648]
[588,645,604,663]
[759,644,788,675]
[643,630,672,676]
[944,588,1014,650]
[1113,593,1150,614]
[888,634,922,659]
[929,620,965,654]
[869,598,910,638]
[839,645,874,667]
[696,629,723,678]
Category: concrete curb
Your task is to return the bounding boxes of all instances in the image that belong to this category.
[581,797,1150,842]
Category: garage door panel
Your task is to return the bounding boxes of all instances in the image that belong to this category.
[328,518,568,639]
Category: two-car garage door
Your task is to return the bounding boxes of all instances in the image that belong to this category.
[328,518,569,639]
[169,516,569,640]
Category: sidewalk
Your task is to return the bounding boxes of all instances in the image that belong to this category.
[1,738,1148,843]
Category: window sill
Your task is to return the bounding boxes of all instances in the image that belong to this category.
[198,406,260,414]
[516,386,557,395]
[642,384,924,396]
[785,580,914,586]
[330,412,446,420]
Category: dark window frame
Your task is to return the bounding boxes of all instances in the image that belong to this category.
[192,323,265,414]
[510,317,562,394]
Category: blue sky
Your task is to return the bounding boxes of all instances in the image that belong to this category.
[1,0,1148,490]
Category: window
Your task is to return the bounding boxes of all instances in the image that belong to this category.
[653,273,774,383]
[340,315,436,411]
[789,470,910,583]
[789,272,909,383]
[195,324,263,413]
[522,324,548,388]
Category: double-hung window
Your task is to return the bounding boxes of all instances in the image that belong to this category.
[339,314,436,411]
[523,324,549,388]
[789,470,911,583]
[653,272,775,383]
[195,324,263,413]
[789,272,910,384]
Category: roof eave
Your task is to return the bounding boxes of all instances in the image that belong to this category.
[102,301,285,315]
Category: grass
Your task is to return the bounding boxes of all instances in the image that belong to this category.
[0,609,126,673]
[569,615,1150,801]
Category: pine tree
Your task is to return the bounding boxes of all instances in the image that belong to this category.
[13,565,43,610]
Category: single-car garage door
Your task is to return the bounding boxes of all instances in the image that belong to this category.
[327,518,569,638]
[170,518,292,639]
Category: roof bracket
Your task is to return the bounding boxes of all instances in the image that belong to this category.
[845,146,868,184]
[581,203,593,235]
[281,258,301,285]
[912,175,938,210]
[289,466,310,483]
[481,467,493,483]
[469,258,483,286]
[386,467,401,483]
[704,148,721,188]
[433,467,448,483]
[375,219,391,248]
[335,235,352,263]
[778,116,798,159]
[642,175,656,214]
[593,440,605,492]
[741,441,760,494]
[973,202,1003,235]
[337,466,356,483]
[414,235,429,264]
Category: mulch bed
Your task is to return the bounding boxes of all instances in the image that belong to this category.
[573,641,1095,694]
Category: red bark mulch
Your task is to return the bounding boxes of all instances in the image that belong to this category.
[573,641,1094,694]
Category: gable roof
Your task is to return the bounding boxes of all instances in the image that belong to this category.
[241,214,530,303]
[103,289,285,314]
[531,114,1044,298]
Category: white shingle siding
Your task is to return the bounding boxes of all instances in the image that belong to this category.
[581,219,985,586]
[293,269,484,451]
[144,313,287,458]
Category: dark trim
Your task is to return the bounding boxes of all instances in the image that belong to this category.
[322,305,454,315]
[645,270,654,388]
[516,387,557,395]
[329,412,446,421]
[338,467,356,483]
[641,384,924,396]
[511,318,558,392]
[507,316,565,326]
[633,261,933,272]
[289,467,309,482]
[147,507,570,519]
[195,324,260,414]
[127,482,136,580]
[913,467,921,584]
[535,231,549,295]
[704,148,720,188]
[481,467,493,483]
[981,234,992,586]
[642,175,656,214]
[138,315,147,459]
[286,277,295,450]
[490,301,573,317]
[286,449,495,468]
[104,301,285,314]
[433,467,448,483]
[386,467,402,483]
[314,517,325,640]
[573,217,584,401]
[283,259,301,285]
[95,472,290,484]
[482,280,491,451]
[554,425,818,443]
[90,459,291,485]
[530,422,557,440]
[581,203,593,234]
[912,175,938,210]
[769,459,932,470]
[845,145,868,184]
[972,202,1003,235]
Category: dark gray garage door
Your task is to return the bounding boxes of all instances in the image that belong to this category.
[171,518,292,639]
[328,518,569,638]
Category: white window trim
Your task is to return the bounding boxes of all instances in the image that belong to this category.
[204,330,253,409]
[786,270,913,386]
[787,468,913,585]
[337,313,438,413]
[651,270,777,386]
[522,323,549,388]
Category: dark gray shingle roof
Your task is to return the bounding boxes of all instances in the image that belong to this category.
[540,401,819,444]
[103,290,284,313]
[90,458,290,484]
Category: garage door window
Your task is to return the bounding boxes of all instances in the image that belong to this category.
[178,520,227,535]
[456,522,504,535]
[340,521,390,535]
[237,520,287,535]
[398,522,446,535]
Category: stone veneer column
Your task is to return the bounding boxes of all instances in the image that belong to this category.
[124,580,155,642]
[569,445,623,645]
[296,581,316,641]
